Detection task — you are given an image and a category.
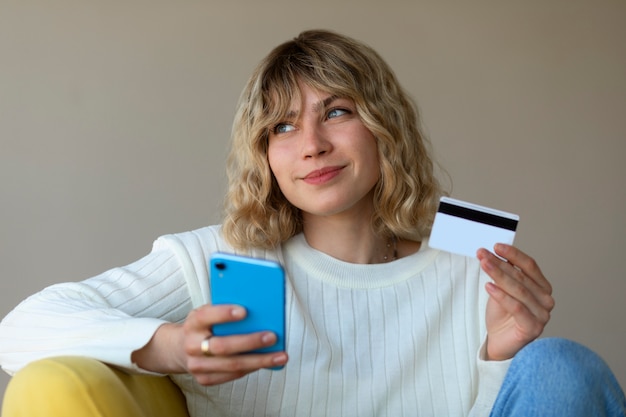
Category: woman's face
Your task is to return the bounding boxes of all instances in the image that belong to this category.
[267,83,380,221]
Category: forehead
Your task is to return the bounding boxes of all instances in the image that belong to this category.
[271,82,346,116]
[290,84,339,109]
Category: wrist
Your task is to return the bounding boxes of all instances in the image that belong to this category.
[132,322,185,373]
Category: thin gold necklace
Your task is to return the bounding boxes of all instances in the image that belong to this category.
[383,236,398,262]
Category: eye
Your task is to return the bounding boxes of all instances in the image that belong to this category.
[273,122,296,134]
[327,108,350,119]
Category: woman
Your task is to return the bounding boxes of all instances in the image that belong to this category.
[1,29,624,417]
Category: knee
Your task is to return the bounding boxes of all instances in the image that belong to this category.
[514,337,610,383]
[511,338,625,404]
[2,357,142,417]
[493,339,626,416]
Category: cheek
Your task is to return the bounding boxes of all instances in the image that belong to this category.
[267,145,288,185]
[363,135,381,169]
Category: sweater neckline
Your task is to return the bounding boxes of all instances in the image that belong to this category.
[281,233,440,289]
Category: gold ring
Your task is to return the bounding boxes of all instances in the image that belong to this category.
[200,337,213,357]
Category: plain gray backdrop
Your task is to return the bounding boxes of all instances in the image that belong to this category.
[2,0,625,406]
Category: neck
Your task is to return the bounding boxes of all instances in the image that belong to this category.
[302,215,394,264]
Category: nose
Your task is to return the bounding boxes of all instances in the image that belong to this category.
[301,124,331,158]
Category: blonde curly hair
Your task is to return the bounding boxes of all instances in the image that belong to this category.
[222,29,443,250]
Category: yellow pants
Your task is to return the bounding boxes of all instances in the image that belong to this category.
[2,357,189,417]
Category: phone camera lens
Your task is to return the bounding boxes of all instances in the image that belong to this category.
[215,262,226,271]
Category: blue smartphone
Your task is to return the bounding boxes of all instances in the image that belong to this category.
[209,252,286,364]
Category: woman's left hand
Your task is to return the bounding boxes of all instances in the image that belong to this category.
[477,244,555,361]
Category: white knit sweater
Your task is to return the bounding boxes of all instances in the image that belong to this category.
[0,225,509,416]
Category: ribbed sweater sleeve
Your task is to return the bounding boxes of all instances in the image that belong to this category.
[0,239,193,375]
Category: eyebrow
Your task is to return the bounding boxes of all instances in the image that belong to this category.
[284,95,340,120]
[314,95,340,113]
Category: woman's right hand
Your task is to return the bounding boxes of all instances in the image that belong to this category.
[132,304,288,386]
[183,304,288,385]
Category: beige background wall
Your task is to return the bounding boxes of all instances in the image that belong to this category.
[1,0,625,404]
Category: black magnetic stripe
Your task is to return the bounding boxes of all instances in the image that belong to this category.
[438,201,518,231]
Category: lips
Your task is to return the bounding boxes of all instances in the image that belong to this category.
[302,166,344,184]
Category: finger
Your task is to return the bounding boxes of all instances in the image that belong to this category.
[183,305,247,357]
[478,247,554,311]
[495,256,554,313]
[492,244,552,294]
[483,266,552,325]
[478,249,555,318]
[204,331,279,357]
[189,352,289,385]
[185,304,247,332]
[485,281,549,337]
[193,370,249,386]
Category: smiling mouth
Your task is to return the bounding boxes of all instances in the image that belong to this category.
[302,166,344,184]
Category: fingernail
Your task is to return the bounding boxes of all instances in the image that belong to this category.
[482,259,495,271]
[231,307,246,318]
[485,282,499,295]
[262,332,276,345]
[273,353,287,364]
[494,243,506,252]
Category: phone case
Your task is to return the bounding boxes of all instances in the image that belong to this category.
[209,252,286,359]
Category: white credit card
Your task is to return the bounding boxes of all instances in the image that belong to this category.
[428,197,519,258]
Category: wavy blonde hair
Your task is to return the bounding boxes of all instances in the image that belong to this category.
[222,29,443,250]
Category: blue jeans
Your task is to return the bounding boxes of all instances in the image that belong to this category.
[491,338,626,416]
